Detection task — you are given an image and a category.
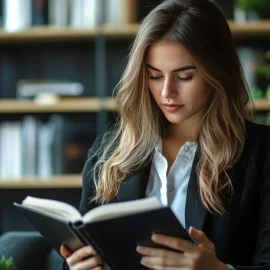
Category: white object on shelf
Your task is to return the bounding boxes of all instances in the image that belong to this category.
[3,0,31,31]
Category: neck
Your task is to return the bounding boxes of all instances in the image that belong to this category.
[166,119,200,143]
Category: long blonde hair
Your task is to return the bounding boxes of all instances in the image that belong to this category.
[90,0,252,214]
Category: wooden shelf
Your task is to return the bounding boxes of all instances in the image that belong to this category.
[0,24,139,43]
[252,98,270,111]
[0,98,114,113]
[0,98,268,113]
[0,21,270,43]
[0,175,82,189]
[229,20,270,37]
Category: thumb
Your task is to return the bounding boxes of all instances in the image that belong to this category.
[60,245,72,259]
[189,227,214,250]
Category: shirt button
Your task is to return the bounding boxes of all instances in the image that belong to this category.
[168,187,175,192]
[184,145,189,152]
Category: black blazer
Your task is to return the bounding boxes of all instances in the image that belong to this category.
[79,122,270,270]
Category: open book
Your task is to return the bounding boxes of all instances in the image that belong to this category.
[14,196,192,270]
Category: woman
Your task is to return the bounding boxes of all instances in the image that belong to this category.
[60,0,270,269]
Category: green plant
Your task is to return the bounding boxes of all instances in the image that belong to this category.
[266,112,270,126]
[257,51,270,79]
[235,0,270,12]
[0,256,14,270]
[257,51,270,101]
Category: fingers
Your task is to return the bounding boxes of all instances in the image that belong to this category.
[189,227,214,250]
[67,246,96,265]
[60,245,72,259]
[137,246,188,267]
[137,231,217,269]
[68,255,103,270]
[150,233,196,253]
[62,245,102,270]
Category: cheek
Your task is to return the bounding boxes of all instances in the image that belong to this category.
[184,82,211,104]
[148,82,160,99]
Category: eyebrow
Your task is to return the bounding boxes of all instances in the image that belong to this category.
[146,64,196,73]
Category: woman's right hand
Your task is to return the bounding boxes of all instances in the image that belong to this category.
[60,244,103,270]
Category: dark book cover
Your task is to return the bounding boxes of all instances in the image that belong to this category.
[14,202,192,270]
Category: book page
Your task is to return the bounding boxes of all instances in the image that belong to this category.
[82,197,162,223]
[22,196,82,222]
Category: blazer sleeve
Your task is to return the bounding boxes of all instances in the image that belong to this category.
[253,155,270,266]
[79,131,116,216]
[236,154,270,270]
[79,133,106,215]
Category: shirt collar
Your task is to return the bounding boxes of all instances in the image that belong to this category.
[154,136,198,154]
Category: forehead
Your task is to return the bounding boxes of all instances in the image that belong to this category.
[146,40,194,67]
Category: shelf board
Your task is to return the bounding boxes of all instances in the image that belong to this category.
[0,175,82,189]
[0,21,270,43]
[0,24,139,43]
[0,98,268,113]
[0,98,110,113]
[229,20,270,37]
[252,98,270,111]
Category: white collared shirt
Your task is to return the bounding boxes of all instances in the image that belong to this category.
[145,138,198,229]
[145,139,236,270]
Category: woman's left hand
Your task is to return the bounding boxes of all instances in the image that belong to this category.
[136,226,228,270]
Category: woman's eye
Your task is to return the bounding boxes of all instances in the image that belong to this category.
[149,75,162,80]
[177,76,192,82]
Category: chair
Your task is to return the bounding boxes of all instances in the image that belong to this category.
[0,231,65,270]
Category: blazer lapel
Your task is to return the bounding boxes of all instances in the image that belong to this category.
[185,151,208,231]
[116,151,208,231]
[117,164,151,202]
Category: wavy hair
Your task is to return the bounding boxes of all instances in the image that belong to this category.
[91,0,252,214]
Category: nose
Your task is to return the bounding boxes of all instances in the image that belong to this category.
[161,78,178,98]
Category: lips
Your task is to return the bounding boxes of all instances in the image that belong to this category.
[163,104,184,112]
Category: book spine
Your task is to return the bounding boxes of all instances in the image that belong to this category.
[72,223,119,270]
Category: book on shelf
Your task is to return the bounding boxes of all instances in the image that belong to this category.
[105,0,136,26]
[16,79,84,100]
[0,115,96,179]
[14,196,192,270]
[2,0,31,31]
[71,0,103,28]
[32,0,49,26]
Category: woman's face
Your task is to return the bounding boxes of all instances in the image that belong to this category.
[146,41,212,126]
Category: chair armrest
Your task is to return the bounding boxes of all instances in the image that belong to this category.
[0,231,51,270]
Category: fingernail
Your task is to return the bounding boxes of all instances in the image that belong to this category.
[136,246,142,252]
[151,234,157,241]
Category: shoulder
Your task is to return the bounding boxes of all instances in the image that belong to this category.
[87,130,118,158]
[245,121,270,162]
[246,121,270,146]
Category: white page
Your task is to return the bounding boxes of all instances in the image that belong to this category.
[82,196,162,223]
[22,196,82,222]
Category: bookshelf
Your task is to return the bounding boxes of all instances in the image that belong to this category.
[0,175,82,189]
[0,20,270,44]
[252,99,270,111]
[228,20,270,37]
[0,24,140,43]
[0,98,115,113]
[0,7,270,188]
[0,98,268,114]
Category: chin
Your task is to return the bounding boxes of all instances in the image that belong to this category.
[165,116,187,124]
[163,111,200,125]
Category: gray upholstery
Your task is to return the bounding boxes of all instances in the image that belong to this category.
[0,231,64,270]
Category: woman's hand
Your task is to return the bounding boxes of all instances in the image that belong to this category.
[60,244,103,270]
[136,227,229,270]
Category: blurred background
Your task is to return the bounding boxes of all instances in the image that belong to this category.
[0,0,269,233]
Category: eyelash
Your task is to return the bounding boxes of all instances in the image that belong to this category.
[148,76,193,82]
